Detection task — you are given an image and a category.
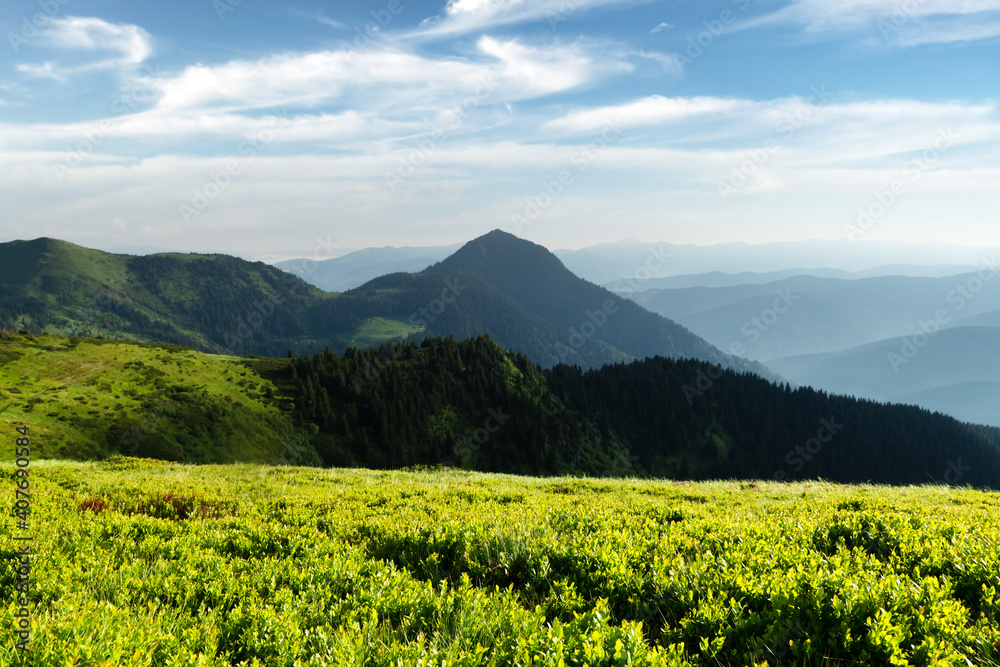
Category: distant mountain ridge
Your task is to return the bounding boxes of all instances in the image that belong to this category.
[276,244,460,292]
[0,232,769,375]
[624,270,1000,361]
[553,238,998,285]
[769,326,1000,427]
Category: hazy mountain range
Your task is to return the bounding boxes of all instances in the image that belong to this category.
[614,268,1000,426]
[272,238,998,292]
[275,244,462,292]
[624,271,1000,360]
[0,232,767,376]
[5,233,997,428]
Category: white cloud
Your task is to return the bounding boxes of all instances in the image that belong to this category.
[546,95,747,133]
[649,22,673,33]
[0,35,635,173]
[15,62,63,81]
[413,0,652,38]
[146,37,616,117]
[287,9,349,30]
[14,16,152,80]
[747,0,1000,45]
[46,16,151,63]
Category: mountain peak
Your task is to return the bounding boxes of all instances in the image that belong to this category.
[424,230,571,286]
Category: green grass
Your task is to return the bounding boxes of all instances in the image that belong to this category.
[0,333,305,464]
[347,317,424,348]
[1,460,997,665]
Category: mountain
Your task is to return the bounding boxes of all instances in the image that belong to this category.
[272,237,995,292]
[604,265,979,292]
[768,326,1000,427]
[5,332,999,487]
[0,233,769,374]
[417,230,773,374]
[0,237,330,356]
[276,244,460,292]
[623,271,1000,362]
[555,238,997,285]
[893,381,1000,429]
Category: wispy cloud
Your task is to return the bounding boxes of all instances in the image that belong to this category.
[546,95,751,133]
[747,0,1000,45]
[649,21,673,33]
[2,36,631,149]
[16,16,152,79]
[287,9,349,31]
[412,0,652,38]
[143,36,625,117]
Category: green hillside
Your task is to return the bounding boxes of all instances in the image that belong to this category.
[0,233,772,373]
[0,332,311,464]
[0,237,330,355]
[4,332,999,488]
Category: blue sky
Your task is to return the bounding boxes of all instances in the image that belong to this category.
[1,0,998,259]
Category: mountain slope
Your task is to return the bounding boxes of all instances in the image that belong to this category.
[625,272,1000,361]
[0,237,328,356]
[418,230,772,374]
[6,332,999,488]
[0,332,311,464]
[769,326,1000,427]
[1,234,774,374]
[893,381,1000,428]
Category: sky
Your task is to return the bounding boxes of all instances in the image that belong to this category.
[1,0,998,261]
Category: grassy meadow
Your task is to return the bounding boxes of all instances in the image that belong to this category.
[2,459,998,665]
[0,333,305,464]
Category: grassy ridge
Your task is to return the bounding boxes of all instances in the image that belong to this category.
[0,333,309,464]
[1,460,998,665]
[4,331,1000,487]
